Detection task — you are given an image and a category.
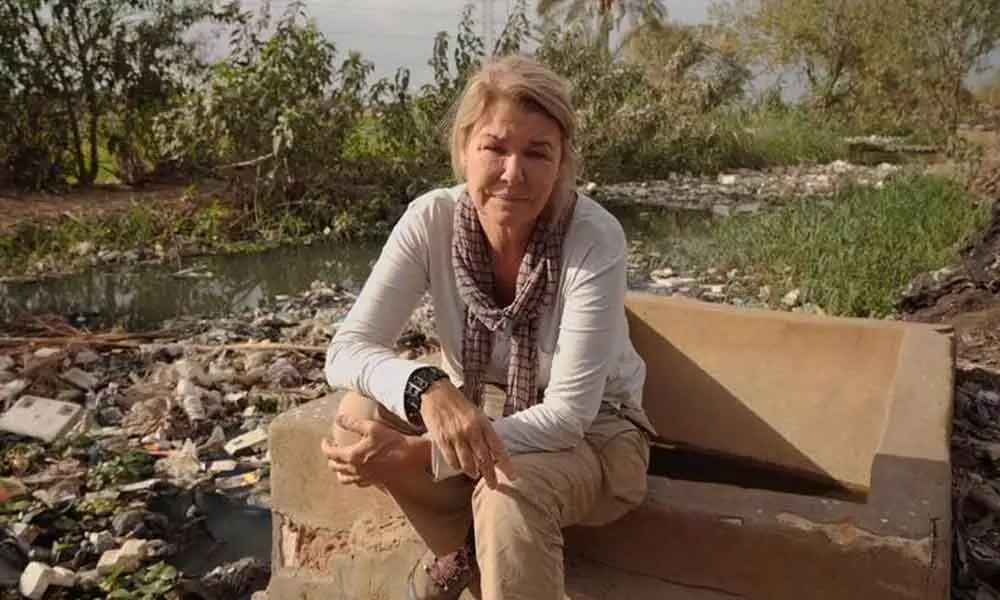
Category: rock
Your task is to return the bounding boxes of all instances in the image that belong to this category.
[96,539,147,575]
[77,568,100,586]
[19,561,53,599]
[192,557,270,599]
[0,378,28,407]
[142,539,174,560]
[71,241,95,256]
[74,349,101,366]
[33,347,61,359]
[175,359,212,387]
[781,289,802,308]
[111,508,151,537]
[50,565,76,587]
[60,367,100,390]
[266,357,300,387]
[89,531,116,554]
[649,267,675,282]
[8,522,39,546]
[96,549,126,575]
[119,538,148,563]
[0,355,14,372]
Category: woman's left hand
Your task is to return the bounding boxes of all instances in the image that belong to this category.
[321,414,414,487]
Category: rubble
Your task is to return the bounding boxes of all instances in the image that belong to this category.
[951,366,1000,599]
[0,279,432,598]
[592,160,905,214]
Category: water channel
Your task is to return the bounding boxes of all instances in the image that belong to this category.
[0,203,719,328]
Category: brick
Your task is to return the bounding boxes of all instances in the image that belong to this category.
[0,396,83,442]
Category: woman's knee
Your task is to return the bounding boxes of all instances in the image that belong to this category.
[332,390,380,447]
[471,450,596,531]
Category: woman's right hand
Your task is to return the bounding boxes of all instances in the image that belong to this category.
[419,380,515,486]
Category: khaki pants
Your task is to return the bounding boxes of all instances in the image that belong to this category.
[334,391,651,600]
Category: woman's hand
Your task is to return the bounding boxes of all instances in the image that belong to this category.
[420,380,515,486]
[321,414,423,487]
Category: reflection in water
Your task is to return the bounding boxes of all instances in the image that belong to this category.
[0,204,716,330]
[0,241,383,330]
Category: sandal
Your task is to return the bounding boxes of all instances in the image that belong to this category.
[405,543,478,600]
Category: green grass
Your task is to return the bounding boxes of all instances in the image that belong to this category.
[734,108,850,168]
[711,173,990,318]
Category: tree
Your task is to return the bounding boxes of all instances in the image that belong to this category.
[0,0,243,187]
[720,0,1000,135]
[536,0,667,52]
[618,19,750,110]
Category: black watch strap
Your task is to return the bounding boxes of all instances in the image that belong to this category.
[404,366,449,427]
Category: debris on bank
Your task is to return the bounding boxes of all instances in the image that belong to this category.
[0,281,436,599]
[591,160,904,215]
[952,365,1000,600]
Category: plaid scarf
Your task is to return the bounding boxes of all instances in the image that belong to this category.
[452,190,573,416]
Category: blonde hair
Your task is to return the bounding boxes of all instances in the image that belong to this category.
[448,55,579,213]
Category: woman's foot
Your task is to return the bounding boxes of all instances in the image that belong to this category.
[406,546,478,600]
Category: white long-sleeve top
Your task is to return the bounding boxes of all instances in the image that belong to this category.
[324,184,651,478]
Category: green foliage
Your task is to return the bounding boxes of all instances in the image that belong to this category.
[99,562,180,599]
[711,174,991,317]
[86,449,156,490]
[720,0,1000,138]
[0,0,243,188]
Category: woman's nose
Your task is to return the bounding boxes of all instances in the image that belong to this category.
[501,154,524,184]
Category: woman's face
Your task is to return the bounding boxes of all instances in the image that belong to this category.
[461,97,564,233]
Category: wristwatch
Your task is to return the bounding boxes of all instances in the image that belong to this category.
[404,366,449,428]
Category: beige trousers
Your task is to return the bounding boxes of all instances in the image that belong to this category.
[334,390,651,600]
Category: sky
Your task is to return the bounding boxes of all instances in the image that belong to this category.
[221,0,714,84]
[220,0,998,93]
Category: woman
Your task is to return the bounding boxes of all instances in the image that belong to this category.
[320,54,656,600]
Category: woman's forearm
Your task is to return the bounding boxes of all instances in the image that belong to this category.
[406,434,433,473]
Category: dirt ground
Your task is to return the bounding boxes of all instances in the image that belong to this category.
[897,194,1000,369]
[0,181,227,234]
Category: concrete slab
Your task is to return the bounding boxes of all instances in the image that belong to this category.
[264,293,954,600]
[0,395,84,442]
